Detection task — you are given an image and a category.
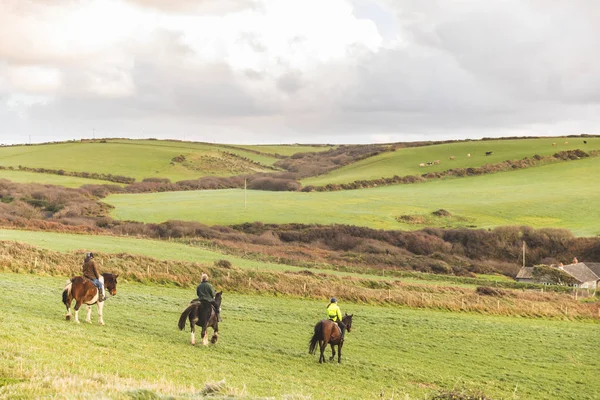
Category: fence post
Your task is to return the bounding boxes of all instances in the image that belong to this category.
[147,265,150,276]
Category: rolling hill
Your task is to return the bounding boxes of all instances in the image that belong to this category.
[105,156,600,236]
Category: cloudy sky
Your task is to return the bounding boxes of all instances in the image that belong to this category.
[1,0,599,145]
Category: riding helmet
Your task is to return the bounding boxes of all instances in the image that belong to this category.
[330,297,337,303]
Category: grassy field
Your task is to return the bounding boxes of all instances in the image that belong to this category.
[302,137,600,186]
[0,170,126,188]
[0,229,294,272]
[0,229,494,288]
[105,156,600,236]
[0,140,280,182]
[1,273,598,399]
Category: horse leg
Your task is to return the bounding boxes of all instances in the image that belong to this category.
[210,325,219,344]
[97,300,104,325]
[201,324,209,346]
[74,301,82,324]
[319,340,326,363]
[65,296,72,321]
[85,305,92,323]
[190,317,197,345]
[338,343,342,363]
[329,344,336,362]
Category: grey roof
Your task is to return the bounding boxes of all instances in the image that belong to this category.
[584,262,600,277]
[562,263,600,284]
[516,267,534,279]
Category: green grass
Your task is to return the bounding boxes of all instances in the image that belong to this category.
[302,137,600,186]
[0,229,291,272]
[0,140,280,182]
[1,273,598,399]
[105,156,600,236]
[0,170,126,187]
[0,229,443,284]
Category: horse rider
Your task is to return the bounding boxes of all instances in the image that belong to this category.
[82,252,105,302]
[196,273,222,322]
[327,297,346,340]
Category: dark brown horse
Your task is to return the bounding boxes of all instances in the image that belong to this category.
[178,291,222,345]
[308,313,353,363]
[62,273,118,325]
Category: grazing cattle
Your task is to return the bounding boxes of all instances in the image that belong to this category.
[449,156,455,160]
[426,162,433,166]
[564,141,568,145]
[552,143,556,146]
[485,151,493,156]
[434,160,440,164]
[419,163,425,167]
[584,140,587,144]
[467,153,471,157]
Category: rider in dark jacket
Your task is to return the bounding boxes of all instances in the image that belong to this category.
[196,273,221,321]
[82,252,105,302]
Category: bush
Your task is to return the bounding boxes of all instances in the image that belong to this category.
[214,259,232,268]
[247,177,301,191]
[476,286,507,297]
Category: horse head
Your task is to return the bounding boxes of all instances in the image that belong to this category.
[343,313,353,333]
[102,273,119,296]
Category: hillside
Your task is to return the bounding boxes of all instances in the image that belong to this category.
[0,140,281,183]
[105,156,600,236]
[302,137,600,186]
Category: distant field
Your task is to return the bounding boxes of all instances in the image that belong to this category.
[1,273,597,399]
[0,229,292,272]
[0,229,426,283]
[235,144,337,156]
[0,170,125,187]
[0,140,280,182]
[105,157,600,236]
[303,137,600,185]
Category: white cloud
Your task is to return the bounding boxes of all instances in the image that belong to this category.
[1,0,600,144]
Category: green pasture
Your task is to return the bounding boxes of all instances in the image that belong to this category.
[0,140,280,183]
[303,137,600,186]
[105,156,600,236]
[234,144,337,156]
[0,229,489,288]
[0,229,291,272]
[0,170,125,188]
[0,273,598,399]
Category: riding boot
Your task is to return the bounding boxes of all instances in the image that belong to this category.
[338,322,346,341]
[98,287,106,302]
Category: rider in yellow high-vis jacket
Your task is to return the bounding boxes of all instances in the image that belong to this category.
[327,297,346,340]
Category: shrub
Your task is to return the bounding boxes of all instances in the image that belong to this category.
[476,286,507,297]
[214,259,232,268]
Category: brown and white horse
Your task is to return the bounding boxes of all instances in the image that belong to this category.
[62,273,118,325]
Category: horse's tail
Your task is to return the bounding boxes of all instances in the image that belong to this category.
[178,304,194,331]
[62,280,73,308]
[308,321,323,354]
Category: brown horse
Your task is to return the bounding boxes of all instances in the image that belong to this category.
[62,273,118,325]
[178,291,222,345]
[308,313,353,363]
